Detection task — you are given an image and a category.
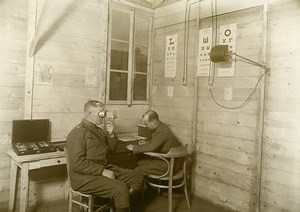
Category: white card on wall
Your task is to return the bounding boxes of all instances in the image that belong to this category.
[167,86,174,98]
[36,63,53,85]
[165,34,177,78]
[197,27,212,77]
[218,23,237,77]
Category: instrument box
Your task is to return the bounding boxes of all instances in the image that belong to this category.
[11,119,57,156]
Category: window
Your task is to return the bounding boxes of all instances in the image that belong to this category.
[106,4,152,105]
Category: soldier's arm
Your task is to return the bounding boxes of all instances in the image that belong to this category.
[66,128,104,176]
[132,131,168,153]
[104,132,117,153]
[105,121,118,152]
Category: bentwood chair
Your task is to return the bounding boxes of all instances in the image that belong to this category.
[144,146,191,212]
[64,147,112,212]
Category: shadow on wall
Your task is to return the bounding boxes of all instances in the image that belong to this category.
[34,1,78,55]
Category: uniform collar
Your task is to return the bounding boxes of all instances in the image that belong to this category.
[81,119,98,129]
[153,121,162,132]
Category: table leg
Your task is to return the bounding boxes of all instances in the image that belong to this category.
[64,168,69,200]
[20,163,29,212]
[9,160,18,212]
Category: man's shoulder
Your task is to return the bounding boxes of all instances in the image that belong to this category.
[68,123,86,136]
[153,122,172,136]
[156,122,170,132]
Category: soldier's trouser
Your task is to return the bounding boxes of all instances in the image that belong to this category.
[76,165,143,209]
[135,158,169,176]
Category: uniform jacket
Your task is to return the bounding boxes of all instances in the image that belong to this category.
[66,119,117,190]
[132,121,180,154]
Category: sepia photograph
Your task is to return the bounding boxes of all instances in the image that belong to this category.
[0,0,299,211]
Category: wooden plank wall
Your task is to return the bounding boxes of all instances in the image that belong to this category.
[261,0,300,211]
[153,0,300,211]
[195,7,264,212]
[22,0,110,206]
[0,0,28,206]
[31,0,109,141]
[0,0,149,209]
[152,2,264,212]
[151,21,196,149]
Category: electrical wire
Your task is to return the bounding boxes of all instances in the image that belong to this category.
[183,1,191,86]
[208,0,218,87]
[209,68,270,109]
[207,0,270,109]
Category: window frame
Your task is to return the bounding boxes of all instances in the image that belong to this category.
[106,2,153,105]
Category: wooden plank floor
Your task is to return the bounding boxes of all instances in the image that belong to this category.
[25,191,230,212]
[1,190,231,212]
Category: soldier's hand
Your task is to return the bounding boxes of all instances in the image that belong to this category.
[106,121,114,135]
[102,169,115,179]
[126,144,134,151]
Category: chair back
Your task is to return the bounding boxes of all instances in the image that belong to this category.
[145,146,188,179]
[163,146,188,158]
[144,146,191,211]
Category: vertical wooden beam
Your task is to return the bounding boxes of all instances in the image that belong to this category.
[105,4,113,104]
[24,0,37,119]
[127,10,135,106]
[99,2,109,104]
[147,16,153,105]
[29,0,51,56]
[255,0,269,211]
[191,1,200,195]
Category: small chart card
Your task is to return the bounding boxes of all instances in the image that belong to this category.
[165,34,177,78]
[197,27,213,77]
[218,23,237,77]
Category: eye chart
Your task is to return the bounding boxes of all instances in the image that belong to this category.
[197,27,212,77]
[165,34,177,78]
[218,23,237,77]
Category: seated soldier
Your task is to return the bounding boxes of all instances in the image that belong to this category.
[66,100,143,212]
[126,110,181,176]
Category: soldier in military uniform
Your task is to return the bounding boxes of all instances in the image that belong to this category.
[126,110,181,176]
[66,100,143,212]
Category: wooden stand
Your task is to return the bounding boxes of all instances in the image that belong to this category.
[7,150,66,212]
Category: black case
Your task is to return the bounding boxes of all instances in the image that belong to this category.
[11,119,57,155]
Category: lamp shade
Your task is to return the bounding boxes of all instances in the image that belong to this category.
[209,45,230,63]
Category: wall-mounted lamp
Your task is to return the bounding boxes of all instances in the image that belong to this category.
[210,45,230,63]
[210,45,269,70]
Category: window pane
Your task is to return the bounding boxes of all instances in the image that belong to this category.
[135,16,149,46]
[112,9,130,41]
[111,41,129,71]
[109,72,128,100]
[133,74,147,100]
[135,46,148,73]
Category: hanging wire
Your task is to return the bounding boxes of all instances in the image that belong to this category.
[208,0,217,87]
[207,0,270,110]
[209,67,270,110]
[183,1,191,86]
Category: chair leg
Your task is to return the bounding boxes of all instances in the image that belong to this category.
[88,195,94,212]
[68,191,73,212]
[184,183,191,209]
[168,180,173,212]
[79,195,83,212]
[158,180,161,196]
[184,160,191,209]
